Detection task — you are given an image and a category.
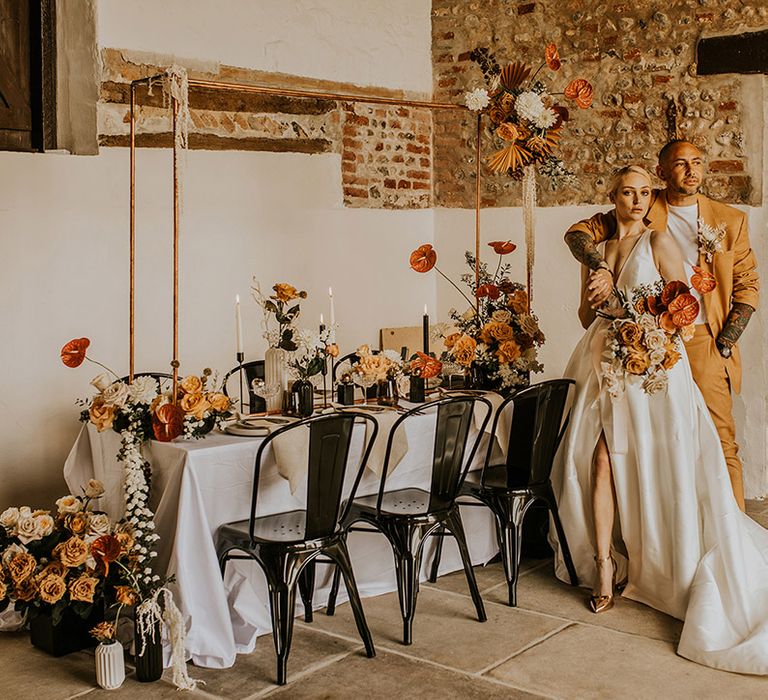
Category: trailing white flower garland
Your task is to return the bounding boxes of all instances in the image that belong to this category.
[522,164,537,306]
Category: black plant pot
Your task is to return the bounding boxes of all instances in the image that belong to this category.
[29,608,100,657]
[134,612,163,683]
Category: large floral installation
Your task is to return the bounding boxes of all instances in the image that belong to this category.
[410,242,544,393]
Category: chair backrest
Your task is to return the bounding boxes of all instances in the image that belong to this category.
[482,379,575,488]
[250,412,378,541]
[376,395,491,513]
[222,360,266,413]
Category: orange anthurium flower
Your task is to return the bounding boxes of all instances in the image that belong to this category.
[691,266,717,294]
[564,79,594,109]
[661,280,690,305]
[91,534,122,576]
[545,43,561,71]
[61,338,90,368]
[476,284,501,300]
[668,293,699,326]
[410,352,443,380]
[488,241,517,255]
[153,403,184,442]
[409,244,437,273]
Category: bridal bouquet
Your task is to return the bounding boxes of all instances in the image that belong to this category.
[601,269,715,397]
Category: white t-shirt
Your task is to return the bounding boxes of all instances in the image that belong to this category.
[666,203,707,324]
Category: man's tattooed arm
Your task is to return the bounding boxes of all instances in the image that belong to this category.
[565,230,608,271]
[717,302,755,350]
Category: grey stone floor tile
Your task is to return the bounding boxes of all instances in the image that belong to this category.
[496,561,683,643]
[303,585,566,673]
[487,622,768,699]
[262,647,546,699]
[422,557,549,597]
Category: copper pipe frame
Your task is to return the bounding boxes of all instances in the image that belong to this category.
[475,114,482,311]
[128,75,481,384]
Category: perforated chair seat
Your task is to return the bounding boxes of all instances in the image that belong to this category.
[462,465,528,491]
[217,510,346,547]
[351,488,450,519]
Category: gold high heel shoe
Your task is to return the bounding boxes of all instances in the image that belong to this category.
[589,555,616,613]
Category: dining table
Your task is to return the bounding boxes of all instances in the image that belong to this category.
[63,397,510,669]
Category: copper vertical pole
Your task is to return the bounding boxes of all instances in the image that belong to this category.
[475,114,482,313]
[172,97,180,402]
[129,84,136,382]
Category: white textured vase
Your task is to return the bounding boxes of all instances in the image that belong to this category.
[95,641,125,690]
[264,346,287,413]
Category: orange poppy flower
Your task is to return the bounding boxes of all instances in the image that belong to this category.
[61,338,90,368]
[668,293,699,326]
[660,280,690,305]
[489,241,517,255]
[564,79,594,109]
[691,266,717,294]
[153,403,184,442]
[545,43,561,71]
[410,352,443,380]
[476,284,501,300]
[409,244,437,273]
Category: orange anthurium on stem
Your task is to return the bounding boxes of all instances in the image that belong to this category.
[545,43,561,71]
[153,403,184,442]
[409,244,437,273]
[61,338,90,368]
[488,241,517,255]
[411,352,443,380]
[691,266,717,294]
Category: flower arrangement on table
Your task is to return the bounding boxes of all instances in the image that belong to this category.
[252,281,308,351]
[464,43,592,188]
[409,241,544,393]
[287,327,337,382]
[600,268,716,397]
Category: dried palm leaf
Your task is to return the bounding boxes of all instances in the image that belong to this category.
[500,62,532,90]
[487,143,532,174]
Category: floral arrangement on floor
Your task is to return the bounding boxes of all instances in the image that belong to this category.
[464,43,593,188]
[251,281,308,351]
[410,241,544,393]
[600,269,715,397]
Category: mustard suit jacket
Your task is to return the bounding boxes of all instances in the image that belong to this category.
[566,189,759,393]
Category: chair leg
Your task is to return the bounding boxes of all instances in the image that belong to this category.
[298,559,316,622]
[325,539,375,658]
[326,563,341,616]
[491,494,529,607]
[444,508,486,622]
[428,525,445,583]
[542,484,579,587]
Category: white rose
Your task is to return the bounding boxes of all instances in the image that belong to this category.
[649,348,666,366]
[88,513,111,537]
[102,381,130,407]
[15,515,43,544]
[638,315,656,333]
[55,494,82,515]
[128,375,159,404]
[644,329,667,351]
[1,542,27,567]
[84,479,105,499]
[91,373,112,392]
[36,514,54,537]
[18,506,31,518]
[0,507,20,530]
[642,371,668,395]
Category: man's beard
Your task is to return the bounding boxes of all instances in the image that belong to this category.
[672,181,700,196]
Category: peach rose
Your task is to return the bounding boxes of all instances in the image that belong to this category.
[14,577,38,602]
[206,392,231,412]
[91,621,116,643]
[55,494,83,515]
[180,375,203,394]
[69,575,99,603]
[36,561,66,581]
[115,585,139,606]
[507,289,529,314]
[89,397,115,432]
[180,392,211,420]
[272,283,300,302]
[37,514,54,537]
[67,512,90,536]
[444,332,462,350]
[452,335,477,367]
[325,343,340,358]
[480,321,515,344]
[7,552,36,583]
[625,351,651,376]
[617,322,642,347]
[0,507,20,530]
[662,347,682,370]
[115,530,135,555]
[15,515,44,544]
[54,536,89,568]
[84,479,105,499]
[496,339,522,364]
[39,574,67,604]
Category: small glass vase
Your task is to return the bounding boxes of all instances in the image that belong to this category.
[377,378,399,407]
[264,347,287,413]
[95,640,125,690]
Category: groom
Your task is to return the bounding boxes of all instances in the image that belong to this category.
[564,139,759,511]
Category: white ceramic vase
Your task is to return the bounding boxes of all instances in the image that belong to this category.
[264,346,287,412]
[95,641,125,690]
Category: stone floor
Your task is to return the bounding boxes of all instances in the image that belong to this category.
[3,500,768,699]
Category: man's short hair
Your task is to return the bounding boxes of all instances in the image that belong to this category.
[658,139,704,164]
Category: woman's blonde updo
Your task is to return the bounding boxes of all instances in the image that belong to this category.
[607,165,653,201]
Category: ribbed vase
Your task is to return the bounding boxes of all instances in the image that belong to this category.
[95,641,125,690]
[264,347,287,412]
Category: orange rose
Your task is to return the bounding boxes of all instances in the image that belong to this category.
[69,575,99,603]
[39,574,67,604]
[89,397,115,432]
[617,322,642,347]
[480,322,515,344]
[496,340,522,364]
[115,585,139,606]
[180,375,203,394]
[14,577,38,602]
[272,283,301,302]
[67,512,90,536]
[115,530,135,555]
[36,561,66,582]
[7,552,36,583]
[452,335,477,367]
[444,332,462,350]
[325,343,340,358]
[54,536,89,568]
[662,347,682,370]
[0,577,7,601]
[180,392,211,419]
[495,124,519,142]
[207,392,231,412]
[625,351,651,376]
[507,289,529,314]
[634,297,648,314]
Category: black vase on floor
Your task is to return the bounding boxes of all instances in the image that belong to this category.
[134,612,163,683]
[29,608,100,656]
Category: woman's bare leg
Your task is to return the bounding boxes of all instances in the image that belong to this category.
[591,432,616,597]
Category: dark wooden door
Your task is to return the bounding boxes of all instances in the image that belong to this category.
[0,0,33,150]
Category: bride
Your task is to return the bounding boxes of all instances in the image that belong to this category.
[551,164,768,674]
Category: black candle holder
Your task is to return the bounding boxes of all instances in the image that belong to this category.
[236,351,245,415]
[409,375,426,403]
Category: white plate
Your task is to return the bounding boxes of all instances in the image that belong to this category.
[224,424,269,437]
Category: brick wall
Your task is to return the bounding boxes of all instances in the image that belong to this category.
[432,0,767,207]
[98,49,433,209]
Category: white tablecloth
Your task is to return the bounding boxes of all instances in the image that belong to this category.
[64,412,501,669]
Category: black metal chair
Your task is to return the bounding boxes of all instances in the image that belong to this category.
[327,395,492,645]
[215,412,378,685]
[222,360,266,413]
[428,379,579,606]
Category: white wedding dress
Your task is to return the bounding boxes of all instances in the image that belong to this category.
[551,230,768,674]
